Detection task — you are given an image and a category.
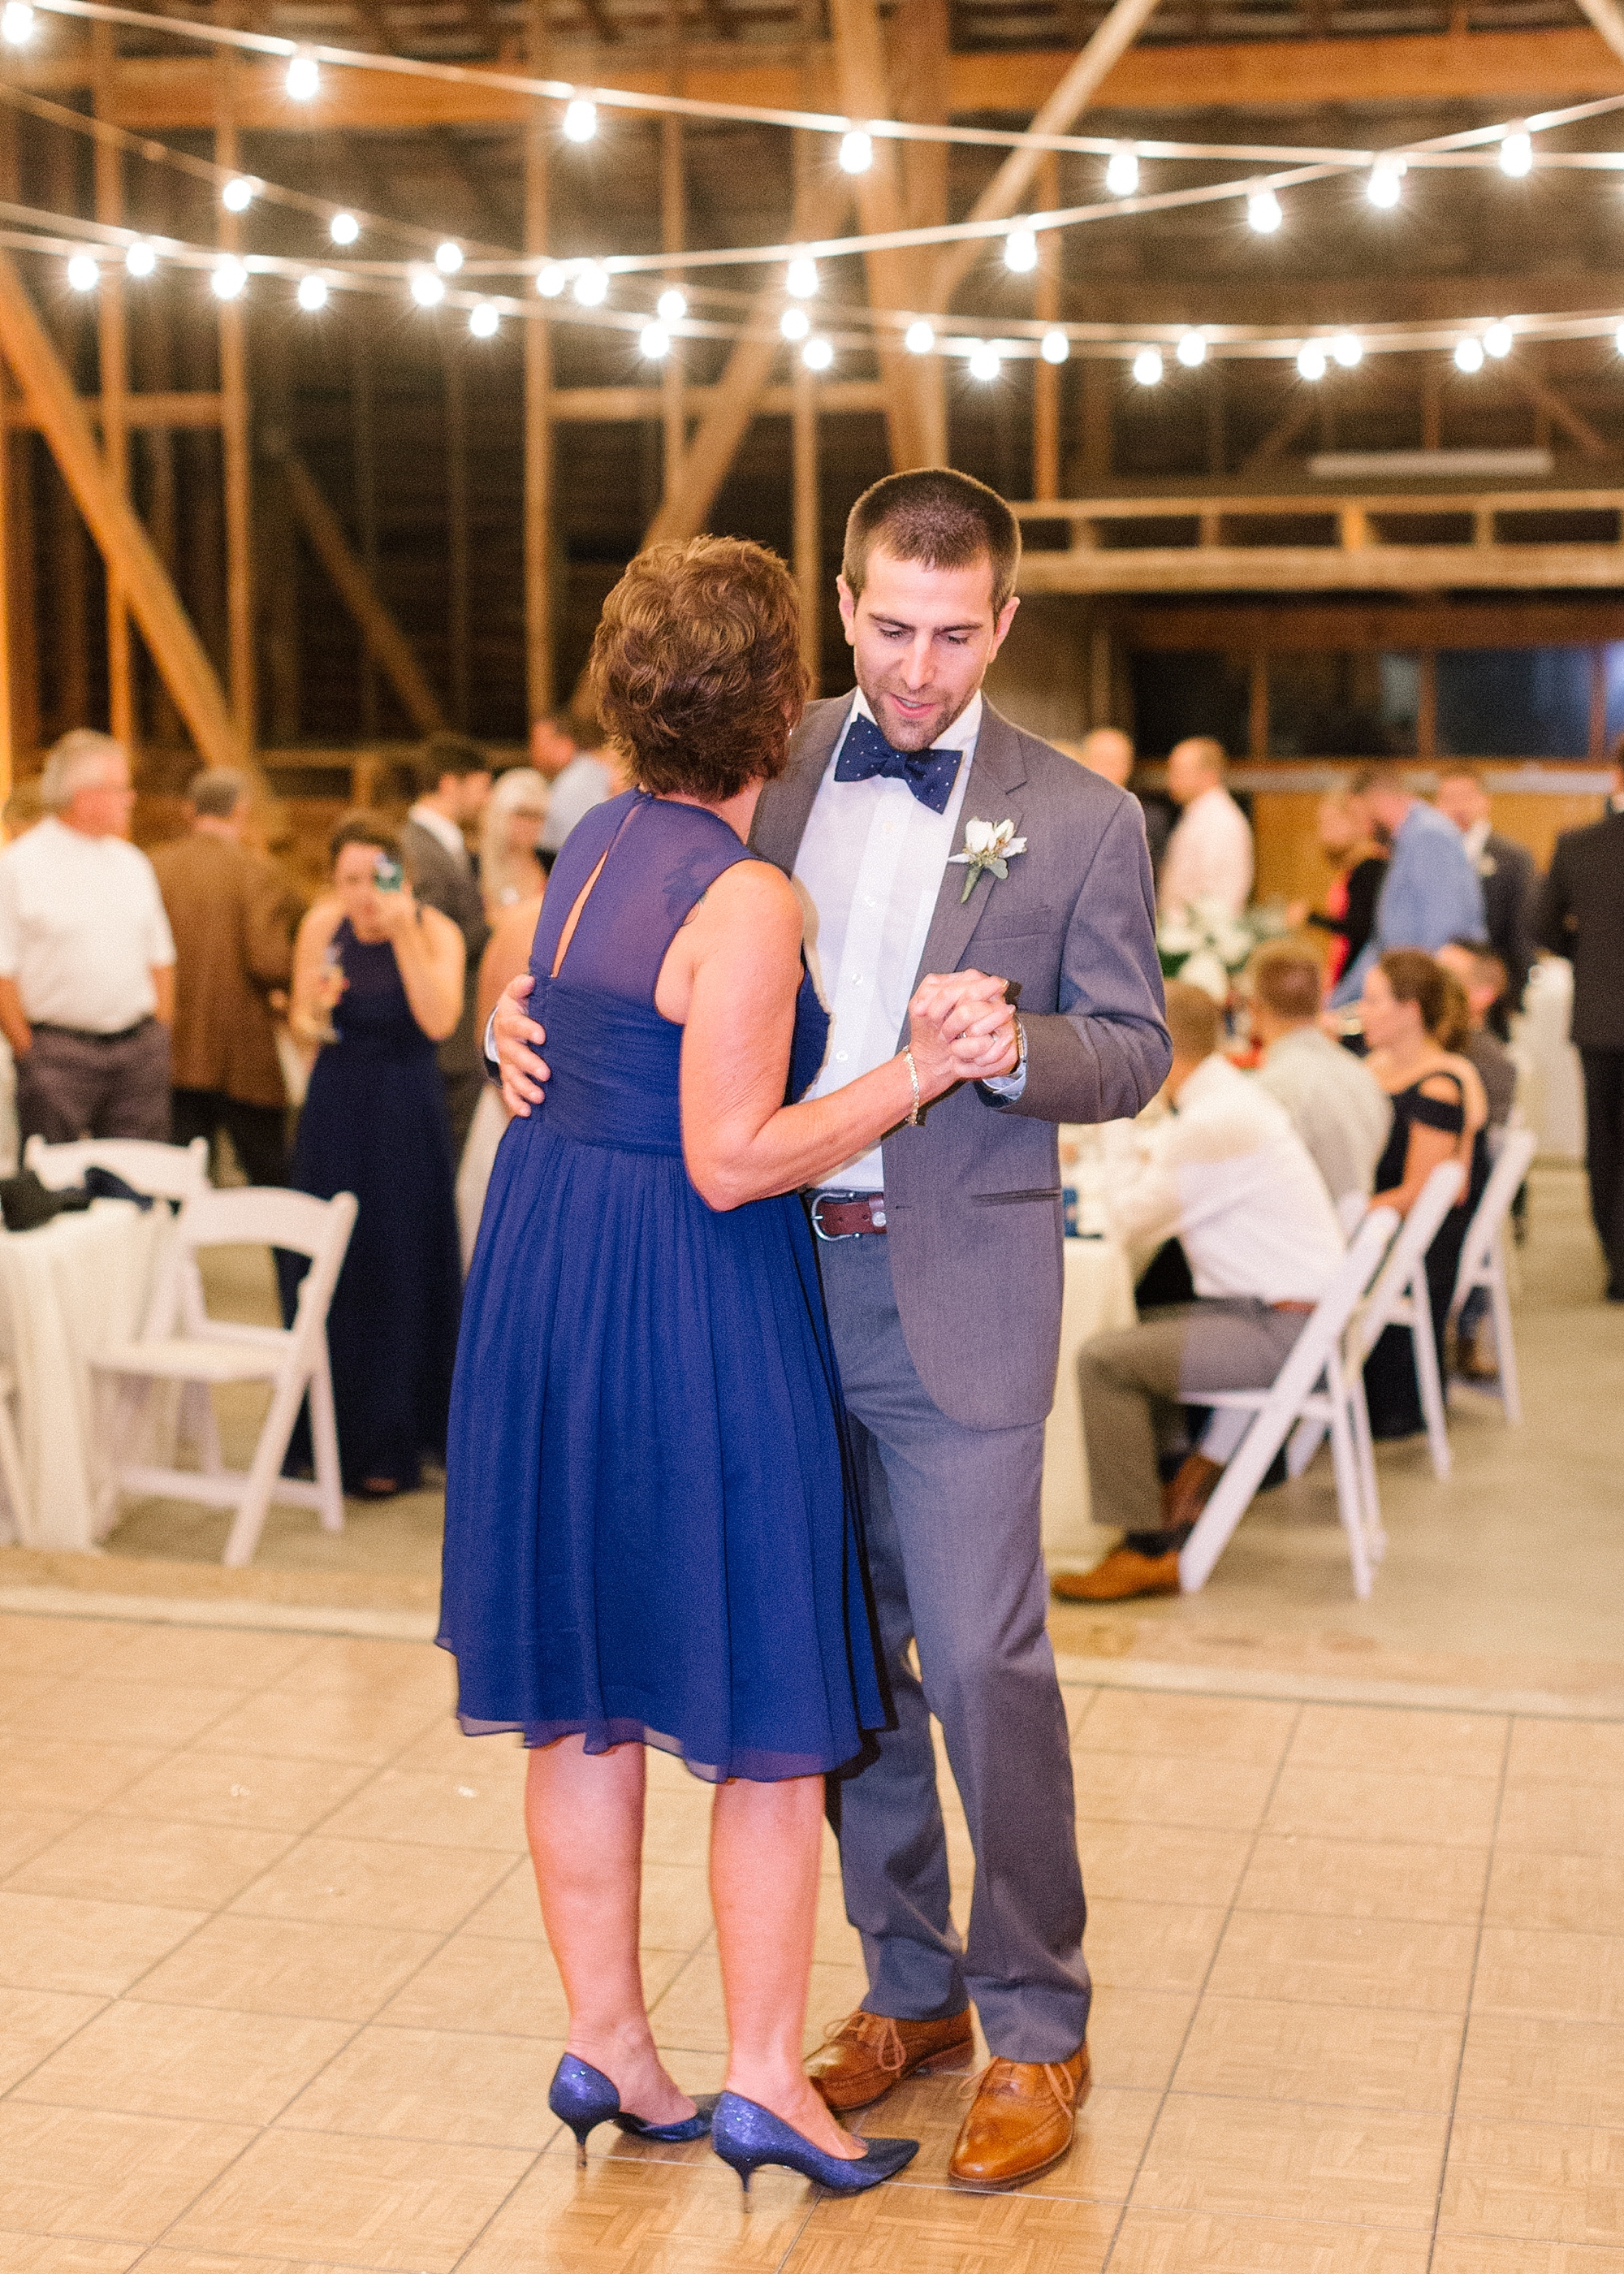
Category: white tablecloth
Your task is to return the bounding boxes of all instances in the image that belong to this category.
[1042,1234,1137,1571]
[0,1200,167,1551]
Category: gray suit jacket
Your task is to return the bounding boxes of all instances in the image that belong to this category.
[401,818,491,1085]
[753,695,1171,1431]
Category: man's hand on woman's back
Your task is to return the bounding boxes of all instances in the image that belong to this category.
[494,974,551,1118]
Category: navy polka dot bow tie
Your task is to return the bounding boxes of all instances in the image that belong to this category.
[832,711,962,815]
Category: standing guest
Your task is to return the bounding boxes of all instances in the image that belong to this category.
[1359,950,1488,1438]
[1538,750,1624,1299]
[1435,764,1535,1033]
[1248,942,1392,1208]
[533,711,614,865]
[1294,789,1387,994]
[150,768,300,1187]
[1056,980,1346,1604]
[1328,761,1484,1005]
[1157,737,1253,919]
[286,815,464,1498]
[478,767,549,914]
[403,734,492,1162]
[1072,726,1168,869]
[1436,940,1518,1131]
[493,471,1171,2192]
[0,730,175,1145]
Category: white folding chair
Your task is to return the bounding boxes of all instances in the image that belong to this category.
[1177,1208,1399,1599]
[1345,1158,1466,1483]
[24,1134,211,1203]
[91,1186,357,1567]
[1448,1124,1538,1425]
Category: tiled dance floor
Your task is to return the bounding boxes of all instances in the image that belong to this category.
[3,1609,1623,2272]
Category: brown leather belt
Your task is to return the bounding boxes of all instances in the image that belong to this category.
[1272,1298,1315,1313]
[810,1192,888,1240]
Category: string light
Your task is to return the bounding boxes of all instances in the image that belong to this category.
[1004,223,1038,273]
[1297,340,1327,380]
[573,262,608,305]
[803,336,833,371]
[410,267,445,306]
[435,240,463,274]
[1616,322,1624,357]
[1500,128,1533,177]
[1330,331,1363,366]
[1,2,33,44]
[330,211,359,245]
[563,97,598,143]
[470,301,499,337]
[537,263,567,296]
[1455,335,1484,372]
[1484,321,1513,358]
[212,257,248,299]
[1367,158,1405,208]
[905,319,934,354]
[1176,330,1206,367]
[784,254,818,298]
[967,341,1001,382]
[1247,188,1283,234]
[1105,149,1138,197]
[296,274,327,310]
[221,176,254,213]
[839,128,873,175]
[1132,346,1164,385]
[780,305,810,340]
[65,252,97,292]
[657,287,686,322]
[640,321,670,358]
[125,241,156,277]
[1040,328,1069,364]
[285,51,319,101]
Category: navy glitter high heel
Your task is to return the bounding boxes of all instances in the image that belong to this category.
[709,2090,918,2198]
[548,2053,719,2166]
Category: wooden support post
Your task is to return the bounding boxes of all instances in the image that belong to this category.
[524,0,555,720]
[45,125,89,739]
[1242,395,1319,474]
[214,45,255,755]
[660,113,685,499]
[1248,651,1269,758]
[1417,650,1437,759]
[444,340,470,729]
[1207,361,1226,476]
[0,254,240,770]
[0,402,12,806]
[270,443,447,737]
[0,110,33,768]
[1589,644,1609,758]
[793,358,820,691]
[92,19,132,753]
[1505,356,1617,462]
[888,0,948,465]
[1082,358,1112,482]
[1422,367,1442,452]
[349,313,379,738]
[1032,154,1060,503]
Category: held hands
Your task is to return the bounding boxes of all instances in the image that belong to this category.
[494,972,552,1118]
[906,969,1020,1104]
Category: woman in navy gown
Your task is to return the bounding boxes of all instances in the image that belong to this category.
[438,538,994,2195]
[285,815,465,1495]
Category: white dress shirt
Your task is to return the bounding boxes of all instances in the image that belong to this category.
[1106,1053,1345,1304]
[1255,1024,1393,1208]
[795,689,1020,1191]
[541,755,615,853]
[1460,815,1492,871]
[1158,785,1255,919]
[407,800,472,867]
[0,816,175,1032]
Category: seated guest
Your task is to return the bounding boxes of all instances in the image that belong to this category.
[1054,981,1345,1604]
[1436,940,1517,1131]
[1248,942,1392,1208]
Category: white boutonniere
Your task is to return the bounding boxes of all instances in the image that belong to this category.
[947,816,1026,905]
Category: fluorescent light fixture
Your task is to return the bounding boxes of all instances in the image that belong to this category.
[784,254,818,298]
[330,211,359,246]
[967,341,1001,382]
[125,241,156,277]
[803,336,833,372]
[1454,335,1484,373]
[1330,331,1363,367]
[640,322,670,359]
[212,257,248,299]
[657,287,686,322]
[1176,330,1206,367]
[905,319,934,354]
[1004,224,1038,274]
[1247,188,1282,234]
[296,274,328,310]
[839,129,873,175]
[1040,329,1069,365]
[469,302,499,337]
[1297,341,1327,381]
[1105,149,1138,197]
[222,176,254,213]
[1500,129,1532,177]
[1311,448,1552,478]
[572,262,608,306]
[410,268,446,307]
[65,252,98,292]
[1132,346,1164,386]
[564,97,598,142]
[780,305,810,341]
[286,51,319,100]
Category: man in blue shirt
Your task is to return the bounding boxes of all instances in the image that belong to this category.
[1329,761,1486,1005]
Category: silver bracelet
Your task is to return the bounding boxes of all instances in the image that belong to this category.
[902,1045,922,1126]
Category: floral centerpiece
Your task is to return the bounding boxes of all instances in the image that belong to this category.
[1156,898,1289,1005]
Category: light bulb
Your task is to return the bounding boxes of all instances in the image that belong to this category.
[967,341,1001,383]
[1367,158,1404,208]
[1331,331,1363,367]
[1484,321,1512,359]
[780,305,810,341]
[785,254,818,299]
[1004,224,1038,274]
[330,211,359,245]
[1,2,34,45]
[1176,330,1206,367]
[125,241,156,278]
[222,176,254,213]
[1455,335,1484,373]
[905,319,934,355]
[1500,129,1532,177]
[1297,341,1327,381]
[65,252,98,293]
[296,274,328,311]
[285,51,319,100]
[212,257,247,299]
[573,263,607,306]
[469,302,499,338]
[537,263,567,297]
[435,240,463,275]
[657,286,686,322]
[1132,346,1164,386]
[640,322,670,359]
[410,268,445,307]
[802,336,833,372]
[563,97,598,143]
[1247,188,1282,234]
[839,128,873,175]
[1105,149,1138,197]
[1041,328,1069,365]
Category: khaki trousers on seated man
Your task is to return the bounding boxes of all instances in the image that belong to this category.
[1056,981,1348,1604]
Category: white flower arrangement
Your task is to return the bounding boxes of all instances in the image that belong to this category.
[1157,897,1287,1004]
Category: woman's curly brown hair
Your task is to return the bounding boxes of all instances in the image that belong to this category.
[587,536,807,802]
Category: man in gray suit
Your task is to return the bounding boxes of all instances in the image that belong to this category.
[403,733,492,1160]
[491,472,1168,2189]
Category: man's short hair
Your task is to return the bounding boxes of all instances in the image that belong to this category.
[1249,942,1323,1022]
[189,767,248,820]
[1445,936,1509,997]
[1163,979,1223,1062]
[842,469,1021,616]
[1350,759,1406,797]
[41,728,125,808]
[1172,736,1227,783]
[418,732,490,790]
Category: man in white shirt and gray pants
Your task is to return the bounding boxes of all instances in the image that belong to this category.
[0,730,175,1146]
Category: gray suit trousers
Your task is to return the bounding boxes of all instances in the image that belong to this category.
[819,1234,1090,2063]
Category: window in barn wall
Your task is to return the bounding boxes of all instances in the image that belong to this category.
[1129,651,1249,759]
[1435,650,1591,759]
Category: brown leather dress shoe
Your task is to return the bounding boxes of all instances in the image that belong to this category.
[948,2045,1091,2190]
[1052,1546,1181,1602]
[806,2007,975,2114]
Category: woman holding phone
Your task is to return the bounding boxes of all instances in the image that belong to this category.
[286,814,465,1497]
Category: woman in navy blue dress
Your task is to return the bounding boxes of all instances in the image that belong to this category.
[285,816,465,1495]
[438,539,992,2194]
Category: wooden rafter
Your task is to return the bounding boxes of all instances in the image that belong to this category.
[1502,357,1618,461]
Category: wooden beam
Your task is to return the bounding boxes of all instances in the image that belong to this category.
[1417,649,1437,758]
[546,380,887,419]
[1247,650,1268,757]
[215,47,255,752]
[1570,0,1624,73]
[793,355,819,690]
[1033,153,1060,504]
[524,0,554,719]
[1242,395,1319,475]
[0,253,239,768]
[271,442,448,736]
[1502,357,1618,461]
[660,109,685,501]
[2,394,223,430]
[1119,599,1624,649]
[92,19,132,754]
[444,339,469,728]
[1019,542,1624,593]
